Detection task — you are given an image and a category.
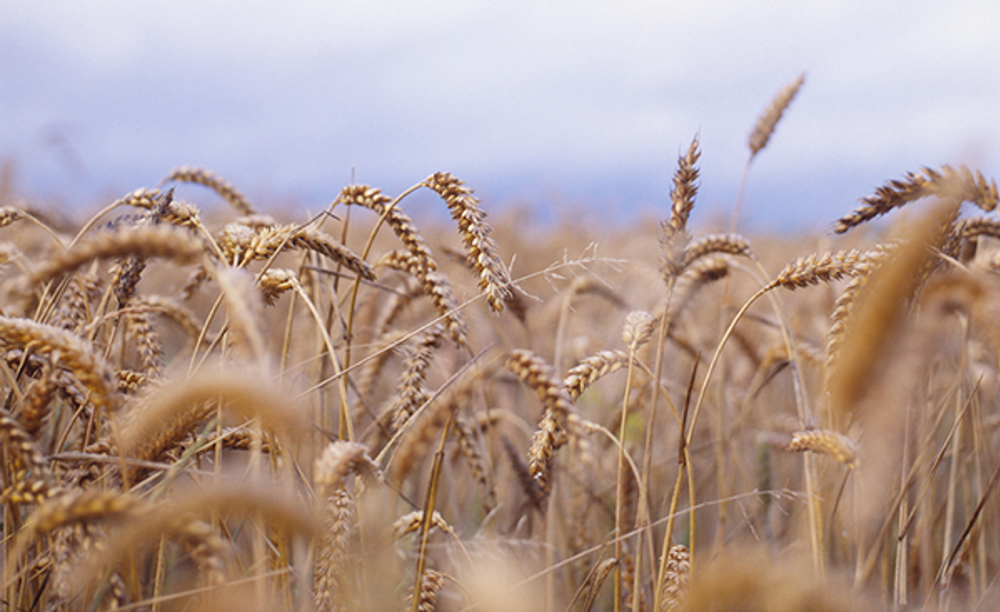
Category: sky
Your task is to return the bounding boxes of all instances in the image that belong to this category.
[2,1,999,231]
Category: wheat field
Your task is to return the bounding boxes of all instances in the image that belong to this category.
[1,77,999,611]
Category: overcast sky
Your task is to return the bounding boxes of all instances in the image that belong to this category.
[2,1,999,230]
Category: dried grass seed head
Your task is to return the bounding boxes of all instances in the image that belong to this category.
[834,164,999,234]
[161,166,255,216]
[622,310,656,350]
[314,440,381,492]
[0,316,120,412]
[563,349,631,400]
[661,137,701,281]
[749,73,805,156]
[422,172,512,312]
[18,225,204,297]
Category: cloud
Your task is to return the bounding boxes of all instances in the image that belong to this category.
[1,1,997,227]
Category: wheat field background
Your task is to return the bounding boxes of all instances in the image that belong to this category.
[0,76,998,611]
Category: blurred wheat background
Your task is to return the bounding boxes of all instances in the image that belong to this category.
[3,3,1000,611]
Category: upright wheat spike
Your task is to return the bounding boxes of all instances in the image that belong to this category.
[314,477,357,610]
[660,138,701,281]
[658,544,691,611]
[452,413,496,508]
[124,305,164,376]
[406,569,446,612]
[749,73,805,157]
[0,408,55,492]
[16,362,58,436]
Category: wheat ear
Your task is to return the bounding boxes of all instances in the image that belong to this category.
[749,73,805,157]
[64,481,318,596]
[221,223,375,281]
[658,544,691,611]
[954,216,1000,242]
[422,172,512,312]
[339,184,438,274]
[312,441,382,611]
[15,361,58,436]
[682,233,754,268]
[118,368,307,462]
[17,225,204,299]
[160,165,255,215]
[123,304,163,376]
[786,429,858,467]
[406,569,446,612]
[834,165,999,234]
[389,324,445,431]
[116,186,203,228]
[0,316,119,412]
[666,256,730,324]
[506,349,575,491]
[6,489,139,589]
[375,250,468,346]
[661,137,701,281]
[563,349,632,400]
[828,199,956,421]
[768,249,873,290]
[0,408,56,495]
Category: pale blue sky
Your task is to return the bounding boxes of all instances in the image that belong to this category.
[2,1,998,230]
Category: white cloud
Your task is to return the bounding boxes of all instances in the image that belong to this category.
[2,1,998,226]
